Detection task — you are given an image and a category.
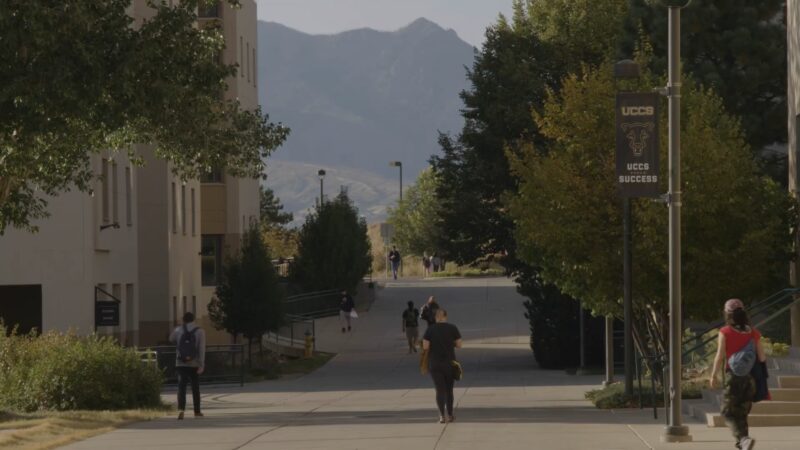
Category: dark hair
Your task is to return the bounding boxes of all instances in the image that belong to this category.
[725,307,749,330]
[183,312,195,324]
[407,301,414,308]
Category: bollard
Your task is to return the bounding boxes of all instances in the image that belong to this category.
[304,330,314,359]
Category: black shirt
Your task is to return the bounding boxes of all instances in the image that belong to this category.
[340,295,354,312]
[424,322,461,363]
[420,302,439,325]
[403,308,419,327]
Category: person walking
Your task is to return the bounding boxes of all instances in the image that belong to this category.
[339,289,355,333]
[169,312,206,420]
[420,296,439,328]
[402,301,420,353]
[431,253,441,273]
[388,246,401,280]
[422,309,462,423]
[709,299,767,450]
[422,254,431,277]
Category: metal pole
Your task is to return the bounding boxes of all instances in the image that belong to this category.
[624,198,633,395]
[399,164,403,202]
[603,316,615,386]
[578,301,586,373]
[662,5,691,443]
[319,178,324,205]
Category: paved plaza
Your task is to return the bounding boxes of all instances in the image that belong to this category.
[63,278,799,449]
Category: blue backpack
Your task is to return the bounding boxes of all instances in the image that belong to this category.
[728,336,757,377]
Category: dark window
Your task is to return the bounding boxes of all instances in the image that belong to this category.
[201,235,223,286]
[0,285,43,335]
[201,168,224,184]
[198,2,220,18]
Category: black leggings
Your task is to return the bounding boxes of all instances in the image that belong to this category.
[430,364,455,416]
[177,366,201,413]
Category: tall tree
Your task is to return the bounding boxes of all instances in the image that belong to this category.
[208,225,284,357]
[508,60,793,321]
[623,0,786,150]
[292,192,372,292]
[387,168,443,257]
[260,185,293,226]
[0,0,289,232]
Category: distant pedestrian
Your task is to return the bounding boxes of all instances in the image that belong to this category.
[709,299,767,450]
[388,246,401,280]
[340,289,356,333]
[423,308,462,423]
[419,296,439,328]
[431,253,441,273]
[169,312,206,420]
[422,255,431,277]
[402,301,420,353]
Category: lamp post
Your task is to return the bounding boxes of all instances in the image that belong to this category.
[661,0,691,443]
[389,161,402,202]
[317,169,326,205]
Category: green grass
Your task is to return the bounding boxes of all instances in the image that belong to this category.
[585,379,705,409]
[246,351,335,382]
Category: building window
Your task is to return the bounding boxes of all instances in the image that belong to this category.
[246,42,250,82]
[192,295,197,315]
[111,161,119,223]
[182,296,187,317]
[125,284,135,345]
[201,235,223,286]
[172,296,178,326]
[171,182,176,234]
[252,48,257,86]
[191,188,196,236]
[125,167,132,226]
[201,168,223,184]
[101,159,109,223]
[198,1,219,18]
[181,184,186,235]
[240,36,244,77]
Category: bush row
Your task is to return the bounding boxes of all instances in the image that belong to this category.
[0,327,163,412]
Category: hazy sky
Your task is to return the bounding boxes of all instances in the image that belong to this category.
[256,0,514,47]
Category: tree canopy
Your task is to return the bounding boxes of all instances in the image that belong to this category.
[507,60,793,320]
[292,192,372,292]
[387,168,443,257]
[0,0,289,232]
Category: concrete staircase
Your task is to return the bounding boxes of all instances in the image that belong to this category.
[684,348,800,427]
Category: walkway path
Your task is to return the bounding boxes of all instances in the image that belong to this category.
[63,278,798,449]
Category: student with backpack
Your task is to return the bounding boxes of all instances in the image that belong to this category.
[709,299,767,450]
[169,311,206,420]
[402,301,420,353]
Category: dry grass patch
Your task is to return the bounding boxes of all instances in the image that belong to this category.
[0,409,168,450]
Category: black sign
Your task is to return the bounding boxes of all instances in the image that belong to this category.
[615,92,660,197]
[95,301,120,327]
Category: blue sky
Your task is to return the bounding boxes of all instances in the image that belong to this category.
[256,0,514,46]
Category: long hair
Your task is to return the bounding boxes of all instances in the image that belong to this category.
[725,308,750,331]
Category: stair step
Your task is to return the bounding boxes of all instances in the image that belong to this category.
[778,375,800,389]
[752,401,800,414]
[771,388,800,402]
[708,413,800,427]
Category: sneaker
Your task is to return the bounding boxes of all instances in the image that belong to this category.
[447,415,455,423]
[177,411,184,420]
[438,416,445,424]
[194,412,204,417]
[347,326,351,331]
[740,437,755,450]
[341,328,346,333]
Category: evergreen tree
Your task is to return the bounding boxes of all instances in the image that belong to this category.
[387,168,443,257]
[260,185,293,226]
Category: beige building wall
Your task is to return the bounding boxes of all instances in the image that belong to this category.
[788,0,800,346]
[0,153,140,343]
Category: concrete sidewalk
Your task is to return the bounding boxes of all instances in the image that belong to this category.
[61,278,800,449]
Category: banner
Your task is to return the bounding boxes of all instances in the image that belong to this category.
[615,92,660,197]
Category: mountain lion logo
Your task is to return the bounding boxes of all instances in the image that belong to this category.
[621,122,654,157]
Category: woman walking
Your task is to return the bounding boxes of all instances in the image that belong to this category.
[422,308,462,423]
[709,298,766,450]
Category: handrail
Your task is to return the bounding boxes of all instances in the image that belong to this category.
[285,289,339,302]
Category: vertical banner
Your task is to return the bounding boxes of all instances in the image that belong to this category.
[615,92,660,197]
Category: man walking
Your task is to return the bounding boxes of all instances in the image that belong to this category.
[340,289,355,333]
[169,311,206,420]
[388,246,401,280]
[402,301,420,353]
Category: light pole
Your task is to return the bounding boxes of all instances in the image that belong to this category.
[389,161,402,202]
[661,0,691,443]
[317,169,326,205]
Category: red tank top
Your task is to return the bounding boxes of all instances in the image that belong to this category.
[720,325,760,362]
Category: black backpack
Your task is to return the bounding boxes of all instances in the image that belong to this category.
[177,325,199,363]
[405,309,419,327]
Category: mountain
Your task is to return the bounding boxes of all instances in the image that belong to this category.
[257,18,475,222]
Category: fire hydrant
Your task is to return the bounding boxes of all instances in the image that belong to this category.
[304,330,314,359]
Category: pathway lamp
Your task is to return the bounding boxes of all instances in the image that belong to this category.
[318,169,326,205]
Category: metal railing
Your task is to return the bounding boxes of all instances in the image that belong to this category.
[266,313,316,351]
[283,289,341,318]
[148,344,245,386]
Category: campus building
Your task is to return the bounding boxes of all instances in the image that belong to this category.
[789,0,800,347]
[0,1,260,346]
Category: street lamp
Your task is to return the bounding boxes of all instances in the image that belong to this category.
[389,161,402,202]
[317,169,326,205]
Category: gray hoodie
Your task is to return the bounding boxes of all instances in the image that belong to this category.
[169,322,206,368]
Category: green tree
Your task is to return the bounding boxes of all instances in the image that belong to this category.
[507,60,793,321]
[622,0,786,150]
[387,168,442,257]
[0,0,289,233]
[292,192,372,292]
[260,185,293,226]
[208,225,284,359]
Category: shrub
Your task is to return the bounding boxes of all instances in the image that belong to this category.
[0,328,163,412]
[586,380,704,409]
